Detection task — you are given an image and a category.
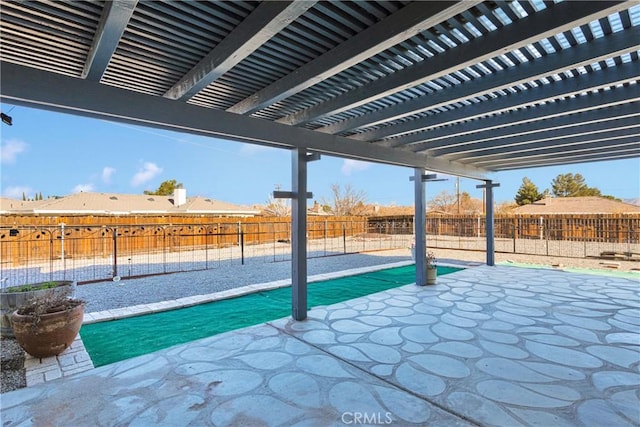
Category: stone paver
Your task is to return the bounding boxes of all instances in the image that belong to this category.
[272,265,640,426]
[2,265,639,426]
[23,336,94,387]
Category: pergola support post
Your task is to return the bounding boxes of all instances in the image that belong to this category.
[477,180,500,266]
[413,169,427,286]
[275,149,319,320]
[411,171,446,285]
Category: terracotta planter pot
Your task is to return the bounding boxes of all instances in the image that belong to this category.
[11,304,84,358]
[0,281,76,338]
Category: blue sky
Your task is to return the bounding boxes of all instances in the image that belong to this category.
[1,104,639,206]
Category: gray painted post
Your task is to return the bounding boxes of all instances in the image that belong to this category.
[477,180,500,266]
[274,151,318,320]
[486,181,495,266]
[413,168,426,286]
[291,148,308,320]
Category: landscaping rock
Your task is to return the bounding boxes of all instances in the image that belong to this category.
[1,337,26,393]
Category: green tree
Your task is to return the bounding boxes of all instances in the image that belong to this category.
[144,179,182,196]
[515,177,544,206]
[551,173,603,197]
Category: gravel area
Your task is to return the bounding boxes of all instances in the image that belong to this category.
[76,248,638,314]
[76,249,415,313]
[1,337,26,394]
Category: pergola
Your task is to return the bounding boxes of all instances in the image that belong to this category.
[1,1,638,320]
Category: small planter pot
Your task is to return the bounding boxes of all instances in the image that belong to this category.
[426,267,437,285]
[11,304,84,358]
[0,281,76,338]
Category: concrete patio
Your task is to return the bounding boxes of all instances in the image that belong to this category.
[1,265,638,426]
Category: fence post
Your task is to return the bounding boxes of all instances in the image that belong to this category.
[343,223,346,254]
[539,216,543,240]
[60,223,65,268]
[546,224,549,256]
[324,219,329,256]
[240,231,245,265]
[163,227,167,274]
[112,227,118,278]
[48,229,54,283]
[205,225,209,269]
[272,222,276,262]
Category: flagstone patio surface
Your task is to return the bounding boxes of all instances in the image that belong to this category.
[1,265,639,426]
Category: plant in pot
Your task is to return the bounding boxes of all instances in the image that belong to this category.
[426,251,437,285]
[1,280,76,338]
[10,289,84,359]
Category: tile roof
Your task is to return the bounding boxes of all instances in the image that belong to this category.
[0,198,45,213]
[0,192,259,216]
[512,197,640,214]
[365,205,415,217]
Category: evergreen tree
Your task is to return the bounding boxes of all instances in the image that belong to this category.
[144,179,182,196]
[551,173,604,197]
[22,192,26,201]
[515,177,543,205]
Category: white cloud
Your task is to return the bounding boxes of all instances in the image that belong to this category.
[131,162,162,187]
[0,139,27,164]
[3,185,33,199]
[341,159,371,176]
[102,166,116,183]
[72,183,95,193]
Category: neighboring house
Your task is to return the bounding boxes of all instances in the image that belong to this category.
[365,204,415,217]
[0,198,42,214]
[512,197,640,215]
[0,189,260,217]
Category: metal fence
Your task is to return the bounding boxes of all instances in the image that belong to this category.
[419,215,639,257]
[0,219,413,287]
[2,214,638,287]
[377,214,640,261]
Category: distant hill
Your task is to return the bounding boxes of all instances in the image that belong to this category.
[624,198,640,206]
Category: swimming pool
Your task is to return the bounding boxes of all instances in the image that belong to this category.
[80,265,462,366]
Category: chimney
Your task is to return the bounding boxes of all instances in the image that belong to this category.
[173,187,187,207]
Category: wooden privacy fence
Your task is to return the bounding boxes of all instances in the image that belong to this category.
[0,215,368,265]
[1,213,638,286]
[2,213,638,266]
[1,215,414,285]
[368,213,640,243]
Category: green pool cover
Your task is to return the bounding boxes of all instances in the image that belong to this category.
[81,265,462,366]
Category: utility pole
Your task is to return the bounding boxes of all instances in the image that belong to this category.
[482,188,486,215]
[456,176,461,214]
